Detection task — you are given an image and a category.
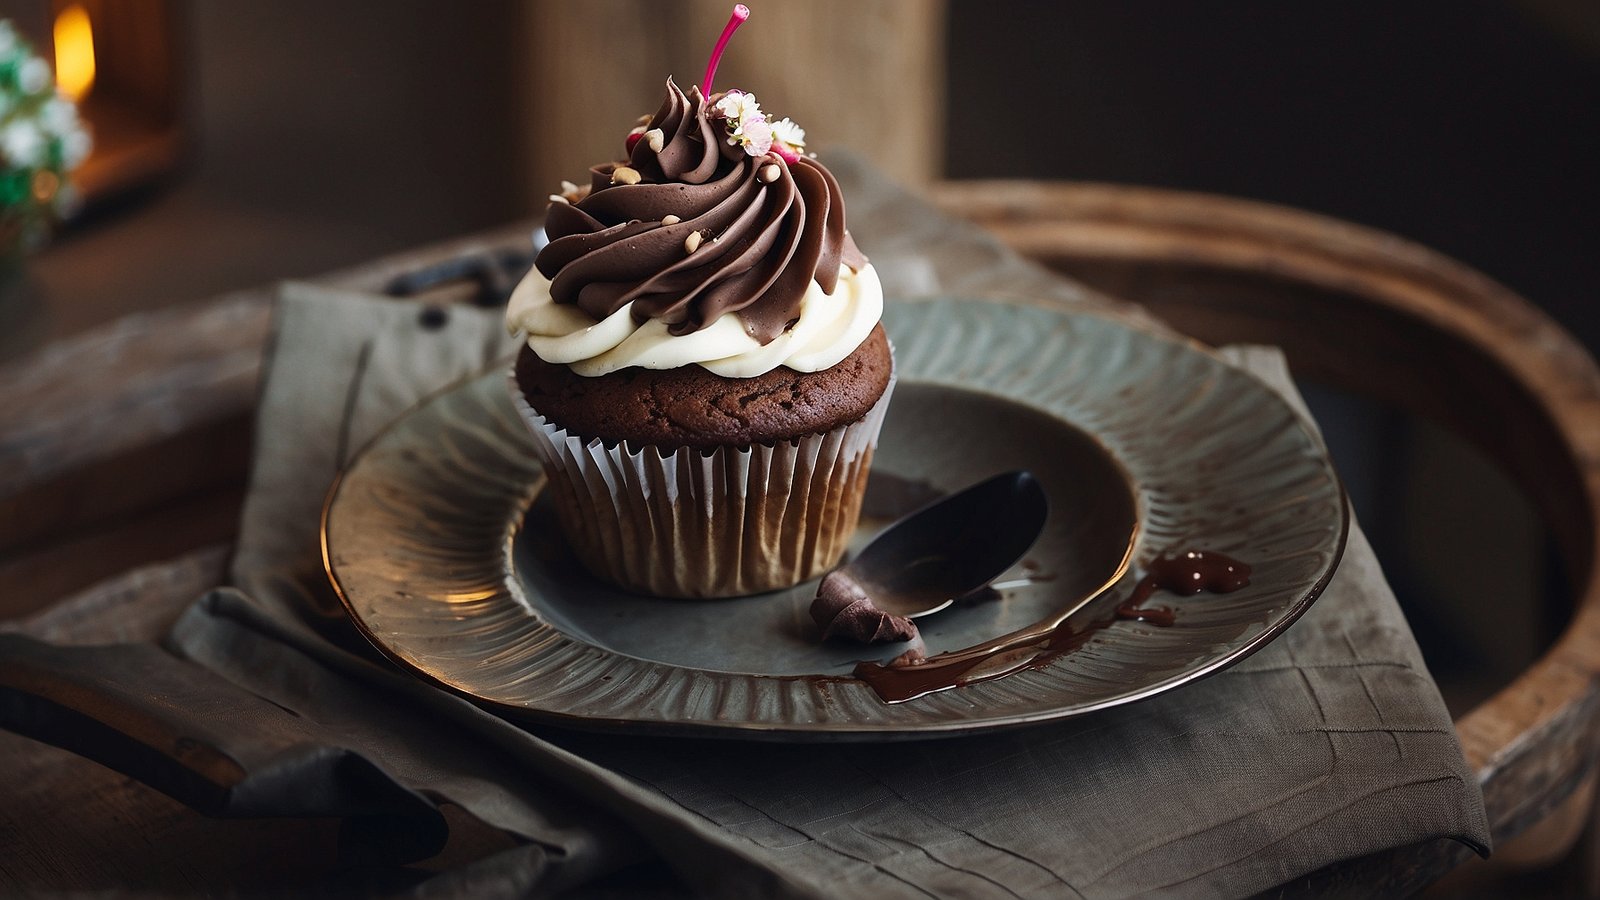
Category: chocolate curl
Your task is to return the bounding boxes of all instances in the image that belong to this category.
[810,571,919,644]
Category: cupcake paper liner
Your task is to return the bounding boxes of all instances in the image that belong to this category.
[509,365,896,598]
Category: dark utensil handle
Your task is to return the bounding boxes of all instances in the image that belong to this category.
[0,634,447,864]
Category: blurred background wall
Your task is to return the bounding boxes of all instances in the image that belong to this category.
[8,0,1594,351]
[947,1,1600,354]
[2,0,530,338]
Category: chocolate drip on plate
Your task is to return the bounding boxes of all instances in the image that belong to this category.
[852,549,1253,703]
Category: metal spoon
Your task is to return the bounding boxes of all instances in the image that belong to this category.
[826,470,1049,621]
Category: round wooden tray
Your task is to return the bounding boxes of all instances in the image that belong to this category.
[4,181,1597,893]
[935,179,1600,884]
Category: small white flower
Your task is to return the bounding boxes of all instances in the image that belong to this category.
[19,58,51,95]
[0,23,17,59]
[738,116,772,156]
[715,90,762,124]
[41,97,79,136]
[716,89,777,155]
[2,119,44,167]
[771,117,806,151]
[61,128,91,168]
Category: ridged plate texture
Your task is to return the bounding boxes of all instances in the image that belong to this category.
[324,298,1347,739]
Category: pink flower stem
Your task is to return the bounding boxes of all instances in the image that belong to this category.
[702,4,750,96]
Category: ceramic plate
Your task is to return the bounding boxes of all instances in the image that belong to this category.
[324,298,1347,740]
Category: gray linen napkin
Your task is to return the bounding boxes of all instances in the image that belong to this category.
[5,157,1490,898]
[177,281,1486,898]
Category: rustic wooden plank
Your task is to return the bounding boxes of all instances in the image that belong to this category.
[0,221,544,493]
[0,485,243,621]
[0,288,270,495]
[0,734,345,896]
[0,547,343,894]
[0,289,270,557]
[0,218,554,614]
[0,545,227,643]
[0,550,523,894]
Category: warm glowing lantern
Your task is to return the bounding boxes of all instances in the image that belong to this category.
[52,3,96,103]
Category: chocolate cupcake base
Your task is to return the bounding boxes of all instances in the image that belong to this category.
[509,360,895,599]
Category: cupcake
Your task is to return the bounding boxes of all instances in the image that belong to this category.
[505,9,893,598]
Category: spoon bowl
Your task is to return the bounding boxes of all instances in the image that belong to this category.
[840,470,1049,620]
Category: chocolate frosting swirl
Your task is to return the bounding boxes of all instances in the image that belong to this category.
[536,79,866,344]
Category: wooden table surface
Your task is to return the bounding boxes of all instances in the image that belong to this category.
[4,182,1599,895]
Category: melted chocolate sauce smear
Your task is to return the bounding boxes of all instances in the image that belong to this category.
[852,549,1252,702]
[1125,550,1252,606]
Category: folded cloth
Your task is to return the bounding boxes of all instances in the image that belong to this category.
[6,156,1489,898]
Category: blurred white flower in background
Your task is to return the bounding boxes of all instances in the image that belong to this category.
[0,17,92,254]
[770,117,806,153]
[18,57,50,95]
[3,120,43,168]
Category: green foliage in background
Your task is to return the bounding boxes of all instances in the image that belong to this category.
[0,20,90,254]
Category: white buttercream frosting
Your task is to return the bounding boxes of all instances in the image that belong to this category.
[505,263,883,378]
